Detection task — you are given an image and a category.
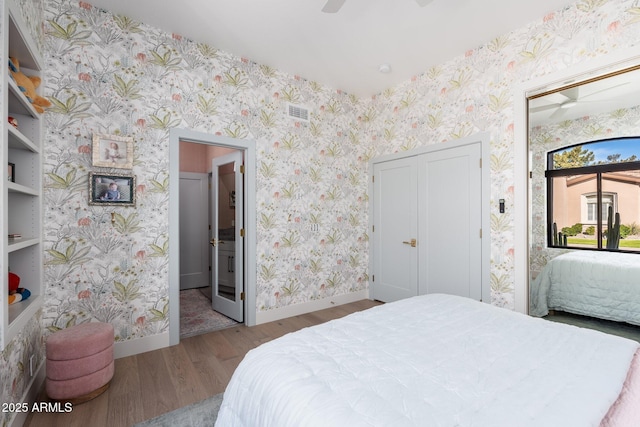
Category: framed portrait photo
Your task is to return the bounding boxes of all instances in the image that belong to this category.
[89,172,136,206]
[7,163,15,182]
[92,133,134,169]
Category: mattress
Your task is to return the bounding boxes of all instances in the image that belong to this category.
[215,294,640,426]
[530,250,640,325]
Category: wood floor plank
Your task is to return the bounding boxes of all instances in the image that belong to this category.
[136,347,182,419]
[106,356,144,426]
[24,299,379,427]
[162,343,209,407]
[192,356,234,395]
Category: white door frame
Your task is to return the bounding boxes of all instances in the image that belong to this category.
[368,132,491,304]
[169,129,257,346]
[513,47,640,315]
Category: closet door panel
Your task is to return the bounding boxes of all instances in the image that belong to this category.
[418,143,482,300]
[372,157,419,302]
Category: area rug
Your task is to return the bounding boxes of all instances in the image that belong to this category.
[134,393,223,426]
[180,288,238,338]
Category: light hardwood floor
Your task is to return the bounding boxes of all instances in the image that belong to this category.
[24,299,382,427]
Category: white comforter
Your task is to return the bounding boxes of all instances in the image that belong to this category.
[530,251,640,325]
[216,294,639,427]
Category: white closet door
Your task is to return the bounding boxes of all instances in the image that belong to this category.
[418,143,482,300]
[371,157,419,302]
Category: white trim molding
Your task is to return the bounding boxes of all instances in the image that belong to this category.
[256,290,369,324]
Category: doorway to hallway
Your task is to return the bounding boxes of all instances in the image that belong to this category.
[169,129,257,345]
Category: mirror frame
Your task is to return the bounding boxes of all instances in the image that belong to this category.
[513,47,640,315]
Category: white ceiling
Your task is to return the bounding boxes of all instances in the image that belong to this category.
[87,0,579,98]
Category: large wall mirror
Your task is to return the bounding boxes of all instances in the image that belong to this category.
[526,64,640,327]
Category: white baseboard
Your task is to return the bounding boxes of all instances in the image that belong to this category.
[114,332,170,359]
[10,360,45,427]
[256,290,370,324]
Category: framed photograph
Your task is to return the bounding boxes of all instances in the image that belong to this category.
[92,133,134,169]
[7,163,15,182]
[89,172,136,206]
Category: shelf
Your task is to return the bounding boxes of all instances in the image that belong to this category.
[7,295,43,340]
[7,181,39,196]
[7,2,43,71]
[8,77,41,118]
[8,237,39,252]
[8,125,39,153]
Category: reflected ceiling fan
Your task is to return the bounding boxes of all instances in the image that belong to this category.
[530,82,630,120]
[322,0,434,13]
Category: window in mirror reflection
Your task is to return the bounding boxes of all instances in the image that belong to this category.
[546,137,640,253]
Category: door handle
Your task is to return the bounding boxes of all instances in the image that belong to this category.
[209,238,225,247]
[402,238,417,247]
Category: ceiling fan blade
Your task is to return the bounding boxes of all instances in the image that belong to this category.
[578,82,630,101]
[550,106,568,120]
[529,103,562,113]
[322,0,346,13]
[561,86,579,102]
[415,0,435,6]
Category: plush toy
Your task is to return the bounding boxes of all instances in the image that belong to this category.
[8,272,30,305]
[8,57,51,114]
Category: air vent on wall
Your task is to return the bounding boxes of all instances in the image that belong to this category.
[287,103,310,122]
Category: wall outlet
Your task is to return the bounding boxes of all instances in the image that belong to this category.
[29,354,35,377]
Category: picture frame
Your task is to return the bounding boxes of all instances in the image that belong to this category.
[92,133,134,169]
[7,163,15,182]
[89,172,136,206]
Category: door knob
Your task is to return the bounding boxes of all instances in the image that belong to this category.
[402,238,417,247]
[209,238,225,247]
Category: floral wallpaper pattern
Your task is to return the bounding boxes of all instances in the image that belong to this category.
[40,0,370,342]
[365,0,640,308]
[2,0,640,419]
[529,103,640,278]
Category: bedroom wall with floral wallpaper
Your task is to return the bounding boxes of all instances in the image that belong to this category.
[363,0,640,308]
[39,0,640,335]
[2,0,640,419]
[529,103,640,277]
[40,0,369,342]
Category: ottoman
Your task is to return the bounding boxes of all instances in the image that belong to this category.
[46,322,115,404]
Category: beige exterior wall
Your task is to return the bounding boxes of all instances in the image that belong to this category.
[552,173,640,231]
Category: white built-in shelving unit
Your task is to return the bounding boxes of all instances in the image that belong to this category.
[1,0,44,350]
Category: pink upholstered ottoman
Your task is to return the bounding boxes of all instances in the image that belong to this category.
[46,322,114,404]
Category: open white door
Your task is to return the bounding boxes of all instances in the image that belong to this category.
[211,151,244,322]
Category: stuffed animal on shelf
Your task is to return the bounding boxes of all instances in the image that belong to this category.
[8,271,30,305]
[8,57,51,114]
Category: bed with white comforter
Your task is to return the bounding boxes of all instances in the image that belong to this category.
[530,250,640,325]
[215,293,640,427]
